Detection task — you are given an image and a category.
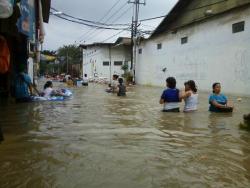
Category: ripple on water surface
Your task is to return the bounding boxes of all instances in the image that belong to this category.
[0,84,250,188]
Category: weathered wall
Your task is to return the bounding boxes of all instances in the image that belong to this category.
[136,7,250,96]
[169,0,250,31]
[82,45,131,80]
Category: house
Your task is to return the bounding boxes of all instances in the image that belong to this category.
[80,37,131,81]
[136,0,250,96]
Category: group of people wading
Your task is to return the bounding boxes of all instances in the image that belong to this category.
[159,77,234,113]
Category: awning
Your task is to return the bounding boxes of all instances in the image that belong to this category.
[41,54,56,61]
[41,0,51,23]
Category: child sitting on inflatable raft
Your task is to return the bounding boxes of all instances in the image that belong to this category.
[42,81,67,98]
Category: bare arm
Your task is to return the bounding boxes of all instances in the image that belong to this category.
[180,91,191,100]
[28,84,33,96]
[210,100,229,109]
[32,84,40,95]
[159,99,165,104]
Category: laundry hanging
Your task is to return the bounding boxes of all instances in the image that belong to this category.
[0,36,10,74]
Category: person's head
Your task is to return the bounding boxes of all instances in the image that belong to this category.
[17,64,26,73]
[212,82,221,94]
[243,114,250,125]
[84,74,87,77]
[118,78,123,85]
[166,77,176,89]
[184,80,197,93]
[113,74,119,80]
[44,81,53,89]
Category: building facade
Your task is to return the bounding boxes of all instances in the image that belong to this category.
[81,38,131,81]
[136,0,250,96]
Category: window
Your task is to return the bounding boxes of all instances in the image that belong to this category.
[181,37,188,44]
[114,61,123,66]
[232,21,245,33]
[157,43,162,50]
[138,48,142,54]
[103,61,110,66]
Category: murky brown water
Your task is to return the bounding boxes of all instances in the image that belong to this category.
[0,83,250,188]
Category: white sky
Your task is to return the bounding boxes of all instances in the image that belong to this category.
[43,0,178,50]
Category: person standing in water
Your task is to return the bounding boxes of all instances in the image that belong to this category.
[82,74,89,86]
[181,80,198,112]
[117,78,126,96]
[209,82,233,112]
[13,64,39,103]
[160,77,181,112]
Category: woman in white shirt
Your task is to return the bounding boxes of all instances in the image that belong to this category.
[181,80,198,112]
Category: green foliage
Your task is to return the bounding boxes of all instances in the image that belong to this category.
[42,50,57,56]
[121,64,129,72]
[40,45,82,75]
[57,45,82,65]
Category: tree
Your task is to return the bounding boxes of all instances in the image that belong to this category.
[57,45,82,75]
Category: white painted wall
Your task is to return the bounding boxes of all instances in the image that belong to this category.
[82,45,131,81]
[136,7,250,96]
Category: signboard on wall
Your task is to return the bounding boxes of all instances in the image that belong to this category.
[17,0,35,42]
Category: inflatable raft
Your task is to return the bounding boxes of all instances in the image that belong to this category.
[31,89,73,102]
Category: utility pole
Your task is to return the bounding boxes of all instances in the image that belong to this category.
[128,0,146,84]
[66,51,69,74]
[109,44,112,84]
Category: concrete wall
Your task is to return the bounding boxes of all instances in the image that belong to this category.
[136,7,250,96]
[82,45,131,81]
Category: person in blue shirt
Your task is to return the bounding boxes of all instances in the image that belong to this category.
[159,77,181,112]
[14,65,39,103]
[209,82,234,112]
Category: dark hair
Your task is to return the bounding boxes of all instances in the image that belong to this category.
[185,80,197,93]
[113,74,119,79]
[166,77,176,89]
[118,78,123,84]
[212,82,220,93]
[44,81,53,89]
[84,74,87,77]
[17,64,26,73]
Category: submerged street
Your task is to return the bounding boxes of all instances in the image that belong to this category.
[0,83,250,188]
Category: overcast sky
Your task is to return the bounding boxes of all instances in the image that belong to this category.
[44,0,178,50]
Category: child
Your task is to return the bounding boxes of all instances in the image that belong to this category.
[43,81,65,98]
[66,77,74,87]
[106,74,119,93]
[159,77,181,112]
[209,82,233,112]
[117,78,126,96]
[181,80,198,112]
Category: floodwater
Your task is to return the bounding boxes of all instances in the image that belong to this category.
[0,83,250,188]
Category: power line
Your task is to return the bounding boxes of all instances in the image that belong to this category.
[101,27,130,43]
[140,15,165,22]
[51,6,129,27]
[81,2,129,43]
[53,14,128,30]
[85,5,133,43]
[76,0,126,43]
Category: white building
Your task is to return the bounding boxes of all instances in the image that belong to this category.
[136,0,250,96]
[81,37,131,81]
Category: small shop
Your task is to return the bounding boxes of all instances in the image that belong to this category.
[0,0,51,100]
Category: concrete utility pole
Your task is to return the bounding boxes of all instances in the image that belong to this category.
[128,0,146,84]
[66,51,69,74]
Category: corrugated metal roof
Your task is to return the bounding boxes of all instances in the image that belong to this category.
[150,0,250,38]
